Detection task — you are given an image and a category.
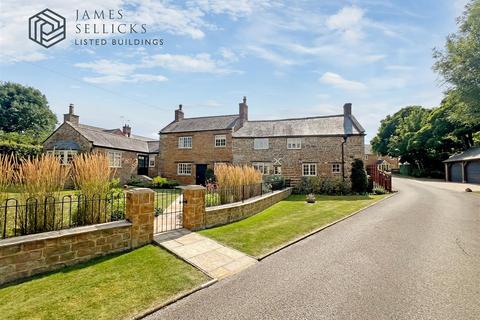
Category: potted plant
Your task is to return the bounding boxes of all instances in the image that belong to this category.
[306,193,316,203]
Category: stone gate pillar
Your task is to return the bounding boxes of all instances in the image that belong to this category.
[126,188,154,248]
[182,185,206,231]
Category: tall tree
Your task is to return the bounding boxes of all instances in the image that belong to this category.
[0,82,57,140]
[433,0,480,131]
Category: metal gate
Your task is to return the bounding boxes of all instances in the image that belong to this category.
[154,188,183,233]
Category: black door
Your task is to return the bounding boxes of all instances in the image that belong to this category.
[137,155,148,175]
[196,164,207,185]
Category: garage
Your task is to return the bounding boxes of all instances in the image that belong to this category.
[466,161,480,184]
[450,163,463,182]
[443,147,480,184]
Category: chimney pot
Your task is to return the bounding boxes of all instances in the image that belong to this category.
[122,124,131,137]
[239,96,248,127]
[64,103,79,125]
[175,104,184,122]
[343,103,352,116]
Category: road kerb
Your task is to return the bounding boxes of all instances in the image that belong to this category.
[133,279,218,319]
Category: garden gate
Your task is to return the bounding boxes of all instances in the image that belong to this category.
[153,188,184,233]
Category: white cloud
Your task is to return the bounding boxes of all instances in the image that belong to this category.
[75,59,167,83]
[326,6,365,42]
[188,0,275,18]
[247,46,296,66]
[143,53,237,74]
[319,72,366,91]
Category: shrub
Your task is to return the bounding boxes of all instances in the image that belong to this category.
[205,168,215,183]
[373,187,387,195]
[0,141,42,158]
[351,159,368,194]
[151,176,168,188]
[294,176,351,195]
[263,175,285,190]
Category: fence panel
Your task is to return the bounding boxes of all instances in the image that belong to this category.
[1,192,126,240]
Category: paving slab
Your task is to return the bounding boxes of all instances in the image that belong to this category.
[154,229,257,279]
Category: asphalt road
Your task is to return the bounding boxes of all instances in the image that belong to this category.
[148,177,480,320]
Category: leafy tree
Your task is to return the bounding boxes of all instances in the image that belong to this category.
[351,159,368,194]
[0,82,57,140]
[433,0,480,106]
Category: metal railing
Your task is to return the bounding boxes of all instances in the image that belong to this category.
[1,192,125,239]
[205,182,275,207]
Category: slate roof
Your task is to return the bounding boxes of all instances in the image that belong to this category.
[443,147,480,163]
[232,114,365,138]
[160,115,239,133]
[67,122,158,153]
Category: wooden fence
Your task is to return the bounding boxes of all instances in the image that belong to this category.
[367,165,392,192]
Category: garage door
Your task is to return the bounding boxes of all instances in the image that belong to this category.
[450,163,463,182]
[466,161,480,184]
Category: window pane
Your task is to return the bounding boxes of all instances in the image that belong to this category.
[254,138,269,150]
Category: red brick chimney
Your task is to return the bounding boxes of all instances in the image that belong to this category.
[175,104,184,122]
[63,103,79,125]
[122,124,131,137]
[239,96,248,126]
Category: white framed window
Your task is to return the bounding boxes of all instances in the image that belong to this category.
[252,162,272,175]
[149,156,155,168]
[178,136,192,149]
[287,138,302,149]
[177,163,192,175]
[107,151,122,168]
[254,138,269,150]
[214,135,226,147]
[302,163,317,176]
[332,163,341,173]
[273,165,282,175]
[47,150,77,165]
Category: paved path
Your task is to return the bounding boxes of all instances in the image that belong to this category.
[154,229,257,279]
[147,177,480,320]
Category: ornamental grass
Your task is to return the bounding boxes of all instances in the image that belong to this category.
[15,154,70,233]
[213,164,263,202]
[71,153,116,225]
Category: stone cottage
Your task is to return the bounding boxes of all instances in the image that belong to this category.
[158,101,246,185]
[43,104,159,183]
[159,98,365,185]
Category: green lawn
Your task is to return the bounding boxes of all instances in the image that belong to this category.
[200,194,388,257]
[0,245,209,320]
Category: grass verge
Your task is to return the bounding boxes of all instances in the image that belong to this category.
[0,245,209,320]
[200,194,388,257]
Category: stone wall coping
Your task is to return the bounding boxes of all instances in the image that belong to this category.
[0,220,132,247]
[126,187,155,194]
[180,185,207,190]
[206,187,292,212]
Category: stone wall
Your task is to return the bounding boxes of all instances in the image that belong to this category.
[182,186,292,231]
[204,188,292,228]
[233,135,365,185]
[0,188,154,286]
[159,130,234,184]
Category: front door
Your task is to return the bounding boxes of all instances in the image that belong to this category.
[195,164,207,185]
[137,155,148,175]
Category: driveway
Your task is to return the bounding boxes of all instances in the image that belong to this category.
[147,177,480,320]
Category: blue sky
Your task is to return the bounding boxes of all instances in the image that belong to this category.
[0,0,468,141]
